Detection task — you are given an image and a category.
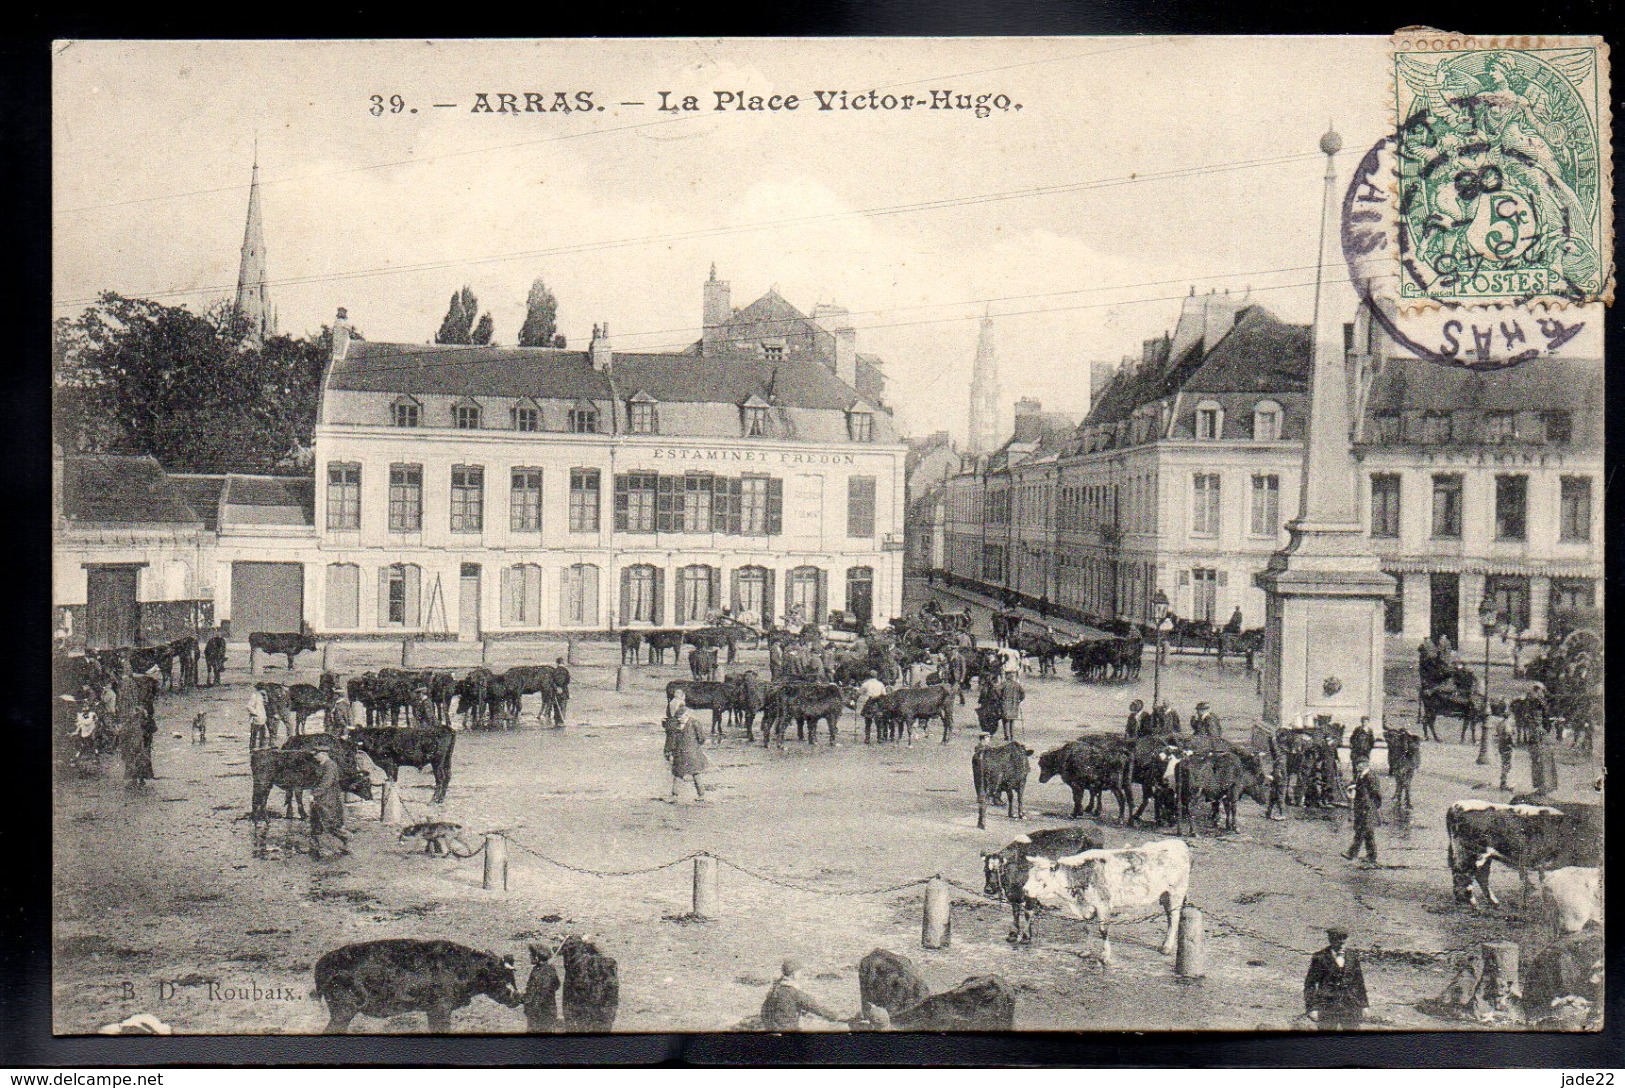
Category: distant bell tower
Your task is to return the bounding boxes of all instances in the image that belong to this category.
[967,312,1000,455]
[235,151,274,346]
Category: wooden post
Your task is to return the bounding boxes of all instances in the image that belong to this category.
[401,638,413,668]
[922,878,952,949]
[483,833,508,892]
[249,646,260,676]
[566,639,577,666]
[1540,748,1559,793]
[320,641,332,674]
[692,855,719,918]
[380,780,403,825]
[1176,906,1206,978]
[615,666,626,692]
[481,638,491,665]
[1479,941,1519,1012]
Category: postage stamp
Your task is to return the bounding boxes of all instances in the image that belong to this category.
[1389,30,1612,310]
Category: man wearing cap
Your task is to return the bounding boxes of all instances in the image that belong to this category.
[1124,699,1149,739]
[760,959,848,1031]
[1304,927,1368,1030]
[1348,717,1375,765]
[1190,702,1220,737]
[1343,759,1381,864]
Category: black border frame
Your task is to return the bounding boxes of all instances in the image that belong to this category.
[7,0,1622,1066]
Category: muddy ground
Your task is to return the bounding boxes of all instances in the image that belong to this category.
[53,578,1601,1034]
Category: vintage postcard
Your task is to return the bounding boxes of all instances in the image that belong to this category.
[50,36,1606,1037]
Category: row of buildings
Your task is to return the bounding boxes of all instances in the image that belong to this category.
[54,266,909,648]
[917,287,1604,653]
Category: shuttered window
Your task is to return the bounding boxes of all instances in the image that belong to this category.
[561,564,599,626]
[388,464,422,532]
[847,475,876,538]
[569,469,600,532]
[677,565,719,624]
[616,472,657,533]
[511,468,542,532]
[377,563,421,627]
[501,564,544,626]
[732,565,771,625]
[684,474,713,533]
[620,564,661,624]
[655,474,681,533]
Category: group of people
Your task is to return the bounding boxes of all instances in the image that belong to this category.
[1122,698,1223,738]
[59,674,154,786]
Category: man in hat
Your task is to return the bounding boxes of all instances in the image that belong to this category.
[759,959,848,1031]
[1190,701,1220,737]
[1343,759,1381,864]
[1152,700,1181,735]
[998,672,1025,742]
[1124,699,1149,739]
[1304,927,1368,1030]
[1348,716,1376,765]
[307,748,350,860]
[1492,699,1515,791]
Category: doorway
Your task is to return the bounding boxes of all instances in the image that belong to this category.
[231,562,304,636]
[459,563,481,641]
[85,565,139,649]
[846,567,874,627]
[1429,572,1460,645]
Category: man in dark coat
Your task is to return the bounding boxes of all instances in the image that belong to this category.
[999,674,1025,742]
[1348,717,1375,764]
[1190,701,1221,737]
[1124,699,1149,739]
[977,674,1003,737]
[1151,701,1181,735]
[308,748,350,860]
[1304,927,1368,1030]
[1343,760,1381,864]
[760,960,848,1031]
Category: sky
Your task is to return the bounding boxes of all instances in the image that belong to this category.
[53,37,1394,442]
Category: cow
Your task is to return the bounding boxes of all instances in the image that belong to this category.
[983,826,1105,944]
[171,636,200,689]
[203,635,227,686]
[1538,867,1603,936]
[507,665,567,727]
[286,683,330,735]
[686,625,744,665]
[249,630,319,672]
[1022,839,1192,965]
[249,746,373,822]
[1038,736,1132,822]
[454,668,494,730]
[761,682,843,747]
[1383,727,1422,811]
[559,935,619,1032]
[856,949,930,1028]
[351,726,456,803]
[1445,800,1603,907]
[522,944,562,1032]
[888,976,1016,1031]
[972,741,1033,830]
[1009,632,1062,678]
[1170,749,1268,833]
[619,630,645,665]
[688,646,719,682]
[312,939,520,1033]
[1123,734,1186,826]
[665,679,736,738]
[868,685,955,745]
[723,671,768,740]
[645,629,685,665]
[483,673,524,729]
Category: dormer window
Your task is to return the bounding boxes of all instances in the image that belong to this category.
[512,403,540,432]
[568,399,599,434]
[1194,400,1223,440]
[761,341,785,360]
[848,409,874,442]
[453,399,482,430]
[1483,410,1517,443]
[627,392,659,435]
[1252,400,1282,442]
[744,406,768,436]
[392,396,421,428]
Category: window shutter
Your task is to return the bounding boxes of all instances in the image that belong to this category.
[766,477,783,535]
[501,566,515,627]
[619,568,632,625]
[404,565,422,627]
[816,569,828,624]
[614,475,629,532]
[377,567,391,627]
[656,474,678,533]
[729,567,740,612]
[583,566,599,626]
[525,566,542,626]
[1179,570,1190,587]
[763,569,776,626]
[707,566,721,612]
[652,567,665,626]
[723,477,742,535]
[1217,571,1229,588]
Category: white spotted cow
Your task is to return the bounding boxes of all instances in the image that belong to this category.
[1445,800,1602,907]
[1021,838,1191,967]
[1538,867,1602,936]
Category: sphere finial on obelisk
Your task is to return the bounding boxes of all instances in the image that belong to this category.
[1319,125,1343,157]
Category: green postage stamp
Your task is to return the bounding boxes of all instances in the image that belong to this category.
[1392,29,1612,308]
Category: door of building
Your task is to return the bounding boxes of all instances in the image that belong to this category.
[85,565,139,649]
[847,567,874,627]
[231,562,304,636]
[1429,572,1460,645]
[1192,567,1218,624]
[459,563,481,641]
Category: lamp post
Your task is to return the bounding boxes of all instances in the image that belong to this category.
[1476,597,1503,765]
[1152,588,1172,709]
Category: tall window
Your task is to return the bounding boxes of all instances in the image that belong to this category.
[684,475,714,533]
[326,462,361,530]
[1249,474,1279,537]
[513,405,540,432]
[1431,474,1462,538]
[741,476,770,535]
[1192,473,1220,536]
[1551,578,1595,613]
[511,468,542,532]
[1252,401,1282,442]
[1494,474,1527,541]
[450,465,484,533]
[1370,473,1401,538]
[1485,575,1531,632]
[388,464,422,532]
[743,405,768,437]
[629,400,657,434]
[454,402,481,430]
[677,565,718,624]
[1195,403,1222,440]
[615,472,658,533]
[379,563,420,626]
[848,411,874,442]
[1544,409,1573,445]
[1191,567,1218,623]
[568,405,599,433]
[1559,476,1592,542]
[734,565,770,623]
[561,563,599,626]
[502,564,544,627]
[621,564,659,624]
[1384,573,1404,634]
[569,469,600,532]
[1483,410,1516,442]
[848,475,876,538]
[786,566,825,624]
[392,399,420,428]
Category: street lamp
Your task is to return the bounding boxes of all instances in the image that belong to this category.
[1152,588,1172,709]
[1476,597,1503,765]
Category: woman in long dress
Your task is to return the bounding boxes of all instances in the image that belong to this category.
[119,710,153,786]
[663,690,709,803]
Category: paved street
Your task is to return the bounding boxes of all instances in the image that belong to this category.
[53,591,1599,1033]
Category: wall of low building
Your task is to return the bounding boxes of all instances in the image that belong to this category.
[53,526,214,648]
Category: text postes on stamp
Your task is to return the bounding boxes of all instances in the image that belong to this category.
[1391,30,1611,311]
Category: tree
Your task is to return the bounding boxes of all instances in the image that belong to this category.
[435,285,494,345]
[517,277,566,348]
[53,292,331,474]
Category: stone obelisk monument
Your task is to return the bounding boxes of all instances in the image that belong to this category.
[1255,129,1394,728]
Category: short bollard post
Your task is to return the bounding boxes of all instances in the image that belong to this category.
[320,641,332,673]
[401,638,413,668]
[249,646,260,676]
[922,878,952,949]
[380,780,403,826]
[483,833,508,892]
[1176,906,1206,979]
[615,666,626,692]
[1540,748,1559,793]
[1480,941,1519,1011]
[481,639,491,665]
[692,855,719,918]
[567,639,577,666]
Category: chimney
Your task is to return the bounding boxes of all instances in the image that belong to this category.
[1014,397,1043,440]
[332,307,352,362]
[813,302,858,388]
[590,322,613,372]
[702,264,731,356]
[1090,360,1117,403]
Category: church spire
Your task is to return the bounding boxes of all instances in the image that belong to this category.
[967,311,1000,455]
[235,148,273,346]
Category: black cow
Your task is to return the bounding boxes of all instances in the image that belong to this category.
[1170,749,1268,833]
[972,742,1033,830]
[686,626,743,665]
[762,682,843,746]
[249,746,373,821]
[983,826,1104,943]
[1038,736,1133,822]
[203,635,227,686]
[351,726,456,803]
[559,935,619,1032]
[249,631,319,671]
[278,733,373,814]
[483,673,524,729]
[723,671,768,740]
[313,939,520,1033]
[286,683,330,735]
[688,646,719,682]
[1446,800,1603,906]
[645,629,685,665]
[888,976,1015,1031]
[869,685,955,744]
[507,665,568,727]
[455,668,494,730]
[857,949,930,1027]
[619,630,645,665]
[1009,632,1061,677]
[1123,734,1184,826]
[172,636,200,689]
[665,679,736,738]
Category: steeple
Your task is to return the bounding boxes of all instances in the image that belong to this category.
[967,310,1000,455]
[235,149,273,346]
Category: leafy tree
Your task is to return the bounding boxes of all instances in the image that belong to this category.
[53,292,331,474]
[435,285,494,345]
[517,277,566,348]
